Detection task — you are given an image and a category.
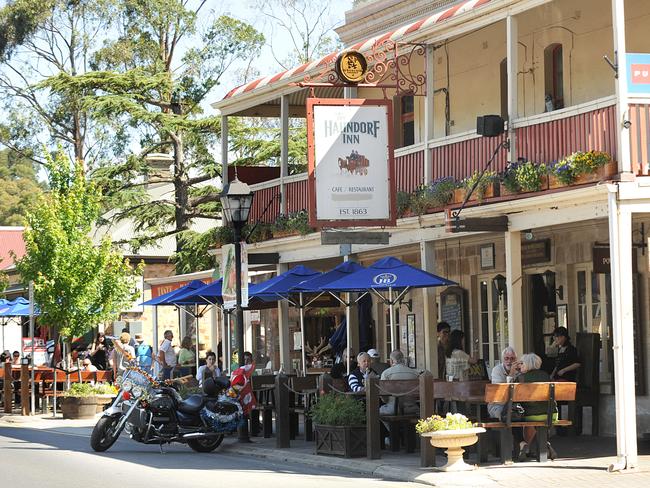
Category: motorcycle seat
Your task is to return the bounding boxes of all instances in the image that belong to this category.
[178,394,205,414]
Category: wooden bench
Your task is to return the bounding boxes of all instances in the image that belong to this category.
[478,382,576,463]
[366,372,436,466]
[40,369,114,413]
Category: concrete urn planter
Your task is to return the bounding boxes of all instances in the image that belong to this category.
[61,396,101,419]
[420,427,486,471]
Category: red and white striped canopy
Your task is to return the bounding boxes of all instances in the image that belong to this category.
[223,0,493,101]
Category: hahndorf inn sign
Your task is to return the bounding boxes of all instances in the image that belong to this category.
[307,96,395,228]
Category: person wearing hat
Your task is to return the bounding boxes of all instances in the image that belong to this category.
[134,333,153,375]
[550,326,580,382]
[367,348,389,375]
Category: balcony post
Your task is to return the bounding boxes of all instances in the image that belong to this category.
[221,115,229,185]
[424,45,435,184]
[611,0,632,175]
[505,231,523,355]
[507,14,518,162]
[420,240,438,376]
[280,94,289,214]
[277,262,292,373]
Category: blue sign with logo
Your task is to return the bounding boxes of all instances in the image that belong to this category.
[627,53,650,96]
[372,273,397,286]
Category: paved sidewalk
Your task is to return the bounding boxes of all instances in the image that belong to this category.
[2,413,650,487]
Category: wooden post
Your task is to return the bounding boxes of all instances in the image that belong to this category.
[4,362,12,413]
[275,373,290,448]
[20,363,30,415]
[420,372,435,467]
[366,376,381,459]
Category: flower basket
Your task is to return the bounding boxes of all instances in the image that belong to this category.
[548,174,566,189]
[452,188,467,204]
[420,427,486,471]
[500,182,519,196]
[480,181,500,200]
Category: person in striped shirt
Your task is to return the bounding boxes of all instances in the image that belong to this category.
[347,352,376,392]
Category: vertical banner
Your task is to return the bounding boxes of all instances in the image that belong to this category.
[307,98,395,227]
[221,242,248,310]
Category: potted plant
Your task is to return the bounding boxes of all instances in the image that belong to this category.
[311,393,366,458]
[459,170,499,203]
[272,210,314,238]
[396,191,414,218]
[557,151,616,185]
[61,383,116,419]
[93,383,118,413]
[416,412,485,471]
[500,160,547,194]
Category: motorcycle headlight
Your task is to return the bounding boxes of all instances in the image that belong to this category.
[132,386,143,398]
[122,379,133,392]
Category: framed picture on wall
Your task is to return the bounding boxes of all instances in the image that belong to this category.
[480,243,495,270]
[406,314,416,368]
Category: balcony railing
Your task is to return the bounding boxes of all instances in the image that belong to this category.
[249,95,630,225]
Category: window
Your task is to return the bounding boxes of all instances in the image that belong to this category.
[479,275,508,370]
[544,44,564,111]
[575,266,612,383]
[500,58,508,120]
[399,94,414,147]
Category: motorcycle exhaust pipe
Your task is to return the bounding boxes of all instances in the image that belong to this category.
[181,432,223,440]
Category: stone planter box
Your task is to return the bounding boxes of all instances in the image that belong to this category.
[95,394,115,413]
[61,396,102,419]
[314,424,367,458]
[420,427,485,471]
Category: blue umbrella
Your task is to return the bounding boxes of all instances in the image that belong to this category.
[290,261,365,374]
[324,256,456,349]
[140,280,208,306]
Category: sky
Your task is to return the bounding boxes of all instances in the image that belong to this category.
[212,0,353,100]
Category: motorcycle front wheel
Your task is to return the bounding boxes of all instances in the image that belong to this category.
[90,415,122,452]
[187,435,224,453]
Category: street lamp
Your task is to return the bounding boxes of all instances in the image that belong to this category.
[219,177,254,443]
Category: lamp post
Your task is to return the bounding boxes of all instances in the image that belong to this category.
[220,177,254,443]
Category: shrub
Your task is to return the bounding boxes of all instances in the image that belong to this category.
[396,191,412,218]
[310,393,366,426]
[501,161,521,193]
[552,161,575,185]
[63,383,117,397]
[423,176,458,207]
[272,210,314,236]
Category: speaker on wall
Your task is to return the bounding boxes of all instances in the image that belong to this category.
[476,115,505,137]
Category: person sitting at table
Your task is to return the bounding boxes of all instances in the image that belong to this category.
[550,326,580,382]
[445,330,477,381]
[368,348,389,376]
[348,352,376,393]
[517,353,558,461]
[90,332,108,370]
[177,336,195,377]
[12,351,21,365]
[487,346,519,419]
[82,358,98,372]
[379,350,419,415]
[437,321,451,379]
[196,351,221,387]
[330,348,356,379]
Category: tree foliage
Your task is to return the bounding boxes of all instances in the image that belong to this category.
[0,148,46,225]
[14,151,142,339]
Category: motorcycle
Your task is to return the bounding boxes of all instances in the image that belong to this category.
[90,365,242,453]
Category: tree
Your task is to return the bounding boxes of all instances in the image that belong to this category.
[14,151,142,340]
[41,2,264,272]
[0,148,46,226]
[0,0,117,165]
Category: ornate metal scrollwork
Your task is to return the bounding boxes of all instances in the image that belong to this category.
[302,40,427,96]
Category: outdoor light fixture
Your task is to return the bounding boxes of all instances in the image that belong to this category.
[219,176,254,443]
[399,298,413,312]
[493,274,507,297]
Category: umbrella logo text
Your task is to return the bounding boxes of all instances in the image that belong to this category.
[373,273,397,285]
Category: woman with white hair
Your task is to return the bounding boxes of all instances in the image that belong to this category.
[347,352,375,392]
[516,353,557,461]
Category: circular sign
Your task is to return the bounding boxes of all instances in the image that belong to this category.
[373,273,398,286]
[335,51,368,84]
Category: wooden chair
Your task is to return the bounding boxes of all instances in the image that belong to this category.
[288,375,317,441]
[251,374,276,438]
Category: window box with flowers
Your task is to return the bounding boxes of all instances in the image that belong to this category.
[412,177,458,214]
[500,160,547,195]
[454,170,499,204]
[551,151,617,186]
[417,413,485,471]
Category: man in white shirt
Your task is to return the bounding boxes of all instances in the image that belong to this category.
[488,346,519,419]
[158,330,177,380]
[379,350,419,415]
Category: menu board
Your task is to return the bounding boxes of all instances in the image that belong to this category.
[440,286,467,332]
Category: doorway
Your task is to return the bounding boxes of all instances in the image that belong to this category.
[525,271,558,370]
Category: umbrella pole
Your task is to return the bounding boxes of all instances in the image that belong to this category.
[300,293,306,377]
[220,307,227,373]
[29,282,35,415]
[346,293,351,376]
[226,312,232,374]
[195,307,200,376]
[389,288,396,351]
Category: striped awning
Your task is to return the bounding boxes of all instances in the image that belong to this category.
[222,0,493,102]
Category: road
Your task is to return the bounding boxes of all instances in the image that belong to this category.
[0,425,415,488]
